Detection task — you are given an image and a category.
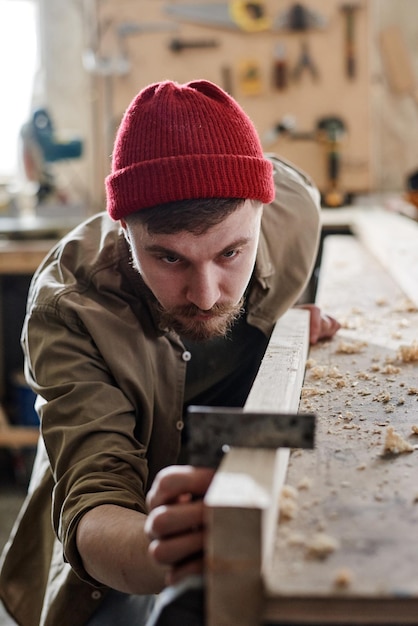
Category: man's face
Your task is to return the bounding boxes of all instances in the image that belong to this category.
[123,200,263,341]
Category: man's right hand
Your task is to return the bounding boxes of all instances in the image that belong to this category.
[145,466,215,586]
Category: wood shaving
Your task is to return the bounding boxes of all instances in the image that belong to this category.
[411,425,418,435]
[279,485,298,521]
[305,533,340,560]
[335,379,347,388]
[297,476,313,490]
[381,364,401,375]
[398,341,418,363]
[394,299,418,313]
[301,387,326,397]
[334,567,353,588]
[407,387,418,395]
[373,391,391,403]
[383,426,414,454]
[336,340,367,354]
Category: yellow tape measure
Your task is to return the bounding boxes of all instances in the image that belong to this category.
[229,1,271,32]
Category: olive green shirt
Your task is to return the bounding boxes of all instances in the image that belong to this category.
[0,156,320,626]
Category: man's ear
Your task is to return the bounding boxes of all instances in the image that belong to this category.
[120,218,130,242]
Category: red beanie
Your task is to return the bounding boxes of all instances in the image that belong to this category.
[106,80,274,220]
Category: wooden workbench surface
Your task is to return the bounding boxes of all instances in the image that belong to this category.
[0,239,55,274]
[265,233,418,623]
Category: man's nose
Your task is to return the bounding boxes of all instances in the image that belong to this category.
[186,267,221,311]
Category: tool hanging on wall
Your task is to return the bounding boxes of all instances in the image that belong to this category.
[263,115,347,207]
[316,116,347,208]
[168,37,219,53]
[272,43,288,90]
[237,59,263,95]
[340,2,362,79]
[274,2,327,31]
[164,1,271,32]
[292,40,319,82]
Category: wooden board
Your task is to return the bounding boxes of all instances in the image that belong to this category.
[205,308,310,626]
[264,235,418,623]
[379,25,418,105]
[352,208,418,308]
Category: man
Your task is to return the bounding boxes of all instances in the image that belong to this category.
[0,80,339,626]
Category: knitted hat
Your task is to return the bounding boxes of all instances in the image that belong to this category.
[106,80,274,220]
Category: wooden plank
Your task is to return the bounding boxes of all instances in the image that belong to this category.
[205,308,310,626]
[379,25,418,104]
[264,235,418,623]
[352,208,418,308]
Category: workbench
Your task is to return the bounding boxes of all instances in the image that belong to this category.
[0,214,82,450]
[205,208,418,625]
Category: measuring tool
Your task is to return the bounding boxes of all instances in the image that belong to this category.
[186,405,315,467]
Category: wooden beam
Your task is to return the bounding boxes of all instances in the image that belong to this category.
[352,208,418,307]
[205,308,310,626]
[264,235,418,623]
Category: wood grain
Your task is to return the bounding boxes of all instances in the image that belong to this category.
[265,235,418,623]
[205,309,310,626]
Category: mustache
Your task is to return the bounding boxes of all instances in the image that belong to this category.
[166,301,244,318]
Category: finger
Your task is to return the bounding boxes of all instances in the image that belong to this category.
[145,499,205,541]
[166,556,204,586]
[319,314,341,339]
[146,466,215,511]
[148,529,205,568]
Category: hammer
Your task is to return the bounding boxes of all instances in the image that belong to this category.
[169,37,219,53]
[340,2,362,79]
[186,405,315,467]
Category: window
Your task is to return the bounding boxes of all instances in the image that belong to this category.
[0,0,39,179]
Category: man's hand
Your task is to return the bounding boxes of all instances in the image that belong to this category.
[296,303,341,345]
[145,465,215,586]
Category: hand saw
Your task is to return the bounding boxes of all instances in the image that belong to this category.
[164,1,271,33]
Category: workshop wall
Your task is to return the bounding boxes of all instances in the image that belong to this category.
[38,0,418,211]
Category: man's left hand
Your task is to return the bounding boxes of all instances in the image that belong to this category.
[296,303,341,345]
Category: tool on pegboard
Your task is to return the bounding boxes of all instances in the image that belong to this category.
[292,40,319,82]
[340,2,362,79]
[272,43,288,90]
[164,1,271,33]
[274,2,327,31]
[316,116,347,208]
[237,59,263,95]
[263,115,348,208]
[168,37,219,53]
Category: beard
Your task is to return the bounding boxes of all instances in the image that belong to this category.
[157,297,245,342]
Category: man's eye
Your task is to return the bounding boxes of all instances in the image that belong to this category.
[162,255,180,264]
[223,249,237,258]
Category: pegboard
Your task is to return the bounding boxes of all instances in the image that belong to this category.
[85,0,373,204]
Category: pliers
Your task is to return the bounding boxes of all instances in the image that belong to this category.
[292,41,319,81]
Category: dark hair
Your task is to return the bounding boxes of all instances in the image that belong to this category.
[125,197,261,235]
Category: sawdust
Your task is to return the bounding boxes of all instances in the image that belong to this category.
[398,341,418,363]
[305,533,340,560]
[279,485,298,521]
[333,567,354,588]
[336,340,368,354]
[383,426,414,455]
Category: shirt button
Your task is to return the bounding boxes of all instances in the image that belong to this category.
[91,590,102,600]
[176,420,184,431]
[182,350,191,362]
